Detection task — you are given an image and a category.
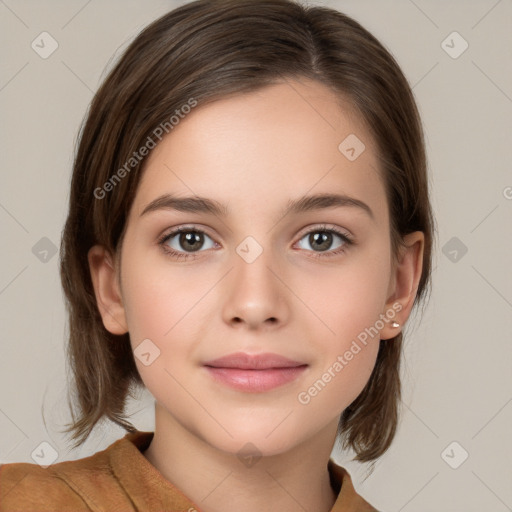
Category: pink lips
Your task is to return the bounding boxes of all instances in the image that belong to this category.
[203,352,308,392]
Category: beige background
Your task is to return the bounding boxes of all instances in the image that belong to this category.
[1,1,511,510]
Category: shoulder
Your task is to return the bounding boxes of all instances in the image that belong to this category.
[328,459,380,512]
[0,436,136,512]
[0,460,92,511]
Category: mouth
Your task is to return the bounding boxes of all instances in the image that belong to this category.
[203,352,308,392]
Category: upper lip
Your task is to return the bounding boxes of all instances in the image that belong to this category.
[203,352,307,370]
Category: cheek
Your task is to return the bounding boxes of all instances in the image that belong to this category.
[296,341,379,422]
[291,249,389,409]
[293,263,387,414]
[120,255,216,387]
[298,248,391,341]
[120,264,201,406]
[121,258,207,344]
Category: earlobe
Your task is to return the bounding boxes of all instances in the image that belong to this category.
[380,231,424,340]
[87,245,128,335]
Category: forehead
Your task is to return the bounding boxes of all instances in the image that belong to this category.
[131,78,385,221]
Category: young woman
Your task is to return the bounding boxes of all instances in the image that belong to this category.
[0,1,434,510]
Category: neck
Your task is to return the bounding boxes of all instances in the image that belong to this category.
[143,403,339,512]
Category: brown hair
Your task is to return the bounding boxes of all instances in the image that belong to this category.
[59,0,434,463]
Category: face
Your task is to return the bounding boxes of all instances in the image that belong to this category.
[95,78,412,457]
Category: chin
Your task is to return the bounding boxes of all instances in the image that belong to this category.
[195,417,314,460]
[214,435,298,460]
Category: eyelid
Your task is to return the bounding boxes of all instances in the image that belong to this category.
[159,223,216,240]
[158,223,353,245]
[157,224,219,249]
[157,222,354,260]
[295,223,353,241]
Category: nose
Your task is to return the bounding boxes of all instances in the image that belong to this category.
[221,245,290,331]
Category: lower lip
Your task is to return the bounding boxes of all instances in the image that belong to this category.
[205,366,307,392]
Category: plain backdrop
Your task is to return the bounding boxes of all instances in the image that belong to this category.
[1,1,511,511]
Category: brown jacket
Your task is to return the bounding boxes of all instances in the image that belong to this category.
[0,430,378,511]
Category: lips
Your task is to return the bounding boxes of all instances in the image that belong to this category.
[204,352,306,370]
[203,352,308,392]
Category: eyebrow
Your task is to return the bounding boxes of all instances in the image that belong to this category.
[140,192,374,220]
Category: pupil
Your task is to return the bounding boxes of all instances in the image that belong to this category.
[311,232,332,251]
[181,232,203,252]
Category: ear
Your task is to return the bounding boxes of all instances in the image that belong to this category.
[379,231,424,340]
[87,245,128,335]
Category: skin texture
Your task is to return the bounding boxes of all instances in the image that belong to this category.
[88,78,424,512]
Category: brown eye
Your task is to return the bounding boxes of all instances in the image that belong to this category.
[307,231,335,252]
[177,231,204,252]
[159,227,216,256]
[296,228,350,254]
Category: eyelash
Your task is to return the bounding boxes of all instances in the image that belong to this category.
[157,224,354,261]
